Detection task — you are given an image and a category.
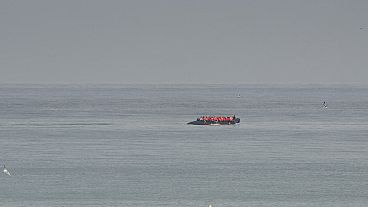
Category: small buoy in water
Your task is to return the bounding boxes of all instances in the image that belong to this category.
[323,101,328,108]
[3,165,11,176]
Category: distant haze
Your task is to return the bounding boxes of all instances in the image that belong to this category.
[1,0,368,84]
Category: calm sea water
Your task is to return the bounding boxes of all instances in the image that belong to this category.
[0,84,367,207]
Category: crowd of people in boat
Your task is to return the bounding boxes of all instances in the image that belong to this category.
[197,115,236,122]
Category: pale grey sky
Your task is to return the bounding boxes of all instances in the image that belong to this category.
[1,0,368,84]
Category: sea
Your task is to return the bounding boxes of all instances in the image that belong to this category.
[0,84,367,207]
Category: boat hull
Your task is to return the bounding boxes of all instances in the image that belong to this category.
[187,118,240,125]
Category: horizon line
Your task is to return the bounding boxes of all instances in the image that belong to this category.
[0,82,367,86]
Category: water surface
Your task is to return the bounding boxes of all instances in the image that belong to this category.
[0,84,367,207]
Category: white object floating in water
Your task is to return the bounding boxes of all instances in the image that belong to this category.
[3,165,11,176]
[209,204,213,207]
[323,101,328,108]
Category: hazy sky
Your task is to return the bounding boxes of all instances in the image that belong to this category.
[1,0,368,84]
